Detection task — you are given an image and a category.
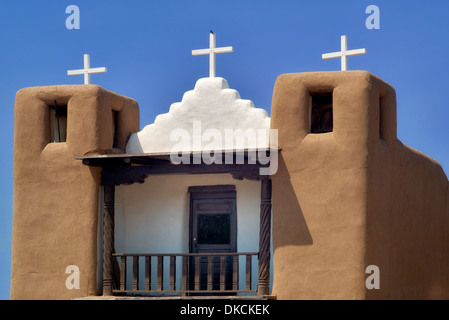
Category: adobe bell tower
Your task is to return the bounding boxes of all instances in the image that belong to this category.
[270,71,449,299]
[11,85,139,299]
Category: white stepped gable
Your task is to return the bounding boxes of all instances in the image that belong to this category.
[126,77,271,154]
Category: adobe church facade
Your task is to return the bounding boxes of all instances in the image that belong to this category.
[11,71,449,300]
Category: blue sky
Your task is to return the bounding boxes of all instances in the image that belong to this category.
[0,1,448,299]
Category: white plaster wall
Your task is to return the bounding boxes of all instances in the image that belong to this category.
[115,173,261,291]
[116,173,260,254]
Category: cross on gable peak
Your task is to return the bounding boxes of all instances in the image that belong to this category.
[192,32,234,78]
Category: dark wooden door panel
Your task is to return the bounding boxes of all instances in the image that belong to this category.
[188,186,237,292]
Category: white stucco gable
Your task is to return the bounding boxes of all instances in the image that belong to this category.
[126,77,271,154]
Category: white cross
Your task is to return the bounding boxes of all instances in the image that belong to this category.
[322,35,366,71]
[67,54,107,84]
[192,31,233,78]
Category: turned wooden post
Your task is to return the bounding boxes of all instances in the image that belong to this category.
[258,178,272,296]
[102,184,115,296]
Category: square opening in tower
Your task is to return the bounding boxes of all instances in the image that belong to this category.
[310,91,333,134]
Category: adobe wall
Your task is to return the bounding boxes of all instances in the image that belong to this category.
[270,71,449,299]
[11,85,139,300]
[365,85,449,299]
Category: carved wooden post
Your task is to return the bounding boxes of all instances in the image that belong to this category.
[102,184,115,296]
[258,178,272,296]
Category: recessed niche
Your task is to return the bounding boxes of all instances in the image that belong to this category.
[49,102,67,143]
[112,110,119,149]
[310,91,333,134]
[379,95,384,141]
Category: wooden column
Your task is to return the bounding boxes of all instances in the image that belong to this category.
[258,178,272,296]
[102,184,115,296]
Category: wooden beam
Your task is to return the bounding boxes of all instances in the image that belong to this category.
[101,163,263,186]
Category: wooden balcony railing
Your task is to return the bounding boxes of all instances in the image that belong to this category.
[112,252,259,296]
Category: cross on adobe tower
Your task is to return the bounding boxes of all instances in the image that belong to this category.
[67,54,107,84]
[322,35,366,71]
[192,31,234,78]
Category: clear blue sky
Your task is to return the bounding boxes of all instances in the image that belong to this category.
[0,1,448,300]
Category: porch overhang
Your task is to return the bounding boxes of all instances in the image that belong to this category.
[76,148,277,185]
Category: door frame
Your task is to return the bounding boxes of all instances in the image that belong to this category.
[188,185,237,254]
[188,185,237,292]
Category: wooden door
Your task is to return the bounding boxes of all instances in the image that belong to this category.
[189,186,237,292]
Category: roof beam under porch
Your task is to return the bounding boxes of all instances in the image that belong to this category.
[100,162,264,186]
